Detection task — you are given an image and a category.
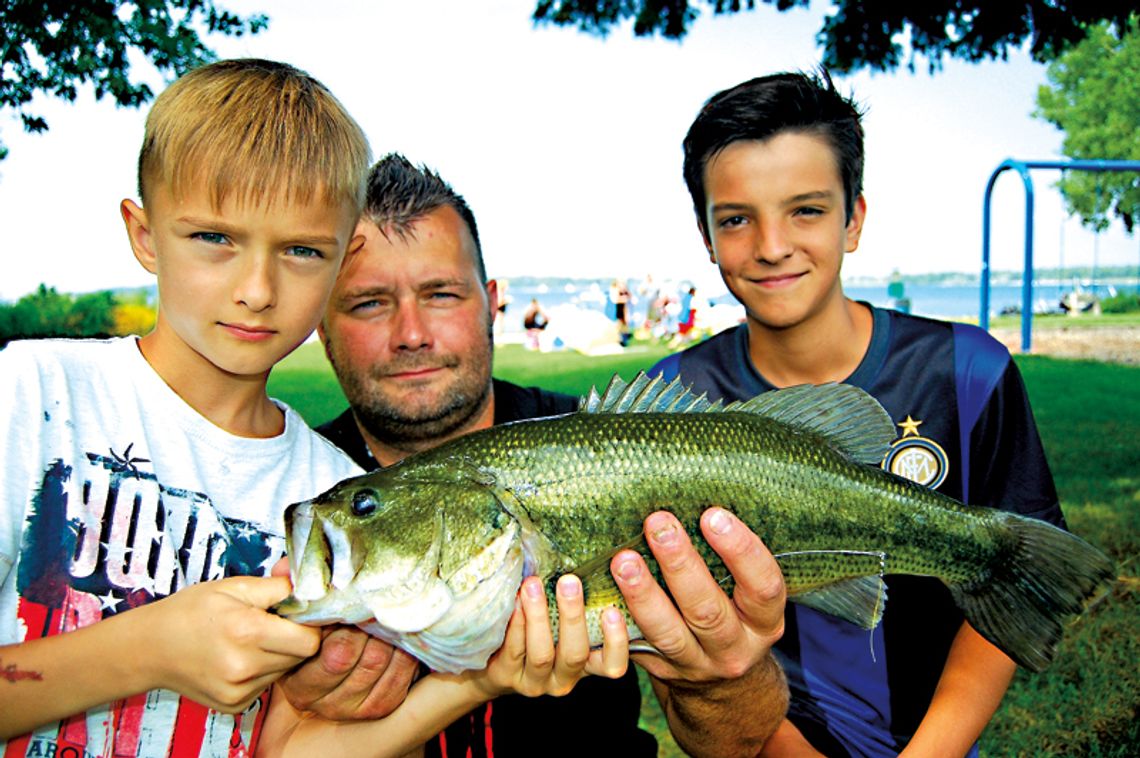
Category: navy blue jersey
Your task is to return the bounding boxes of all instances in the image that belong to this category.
[650,305,1063,757]
[316,379,656,758]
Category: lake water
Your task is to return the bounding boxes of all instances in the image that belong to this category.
[497,279,1135,335]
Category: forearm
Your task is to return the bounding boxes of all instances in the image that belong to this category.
[259,673,492,758]
[651,653,789,758]
[901,623,1016,757]
[0,612,150,738]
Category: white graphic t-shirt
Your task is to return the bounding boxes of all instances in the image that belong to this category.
[0,337,362,757]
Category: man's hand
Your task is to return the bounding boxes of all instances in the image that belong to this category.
[612,507,789,757]
[270,556,419,721]
[276,626,420,720]
[613,507,785,681]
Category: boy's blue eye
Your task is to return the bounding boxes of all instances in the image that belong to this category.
[287,246,325,259]
[192,232,228,244]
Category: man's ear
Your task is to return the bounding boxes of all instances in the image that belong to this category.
[485,278,500,317]
[345,226,367,260]
[121,199,157,274]
[845,194,867,253]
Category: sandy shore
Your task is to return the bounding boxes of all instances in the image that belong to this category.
[989,324,1140,365]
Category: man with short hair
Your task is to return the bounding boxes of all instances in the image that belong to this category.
[282,153,790,757]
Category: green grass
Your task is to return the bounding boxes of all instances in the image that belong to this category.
[268,340,1139,757]
[989,311,1140,330]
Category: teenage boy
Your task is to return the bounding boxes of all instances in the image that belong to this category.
[650,71,1065,757]
[274,153,790,757]
[0,58,373,755]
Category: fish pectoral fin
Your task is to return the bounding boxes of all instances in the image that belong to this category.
[568,530,652,607]
[777,550,889,629]
[629,640,663,656]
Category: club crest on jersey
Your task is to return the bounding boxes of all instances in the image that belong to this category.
[882,415,949,489]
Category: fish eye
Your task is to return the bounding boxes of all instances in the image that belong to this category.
[351,490,379,516]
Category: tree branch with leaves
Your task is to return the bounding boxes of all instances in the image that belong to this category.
[0,0,267,160]
[532,1,1136,73]
[1035,15,1140,233]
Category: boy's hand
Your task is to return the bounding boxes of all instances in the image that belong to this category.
[476,575,628,699]
[142,576,320,713]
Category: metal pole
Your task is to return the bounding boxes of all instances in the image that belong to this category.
[981,159,1140,352]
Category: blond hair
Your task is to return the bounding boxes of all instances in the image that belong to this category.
[138,58,370,214]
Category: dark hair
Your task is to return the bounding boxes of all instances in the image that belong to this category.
[362,153,486,282]
[682,70,865,238]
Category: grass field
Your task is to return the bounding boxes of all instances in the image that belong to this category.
[269,337,1139,757]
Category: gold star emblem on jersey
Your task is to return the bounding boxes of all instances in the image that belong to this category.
[882,415,949,489]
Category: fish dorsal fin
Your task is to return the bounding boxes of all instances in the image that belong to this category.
[729,382,895,465]
[580,373,892,465]
[580,372,721,414]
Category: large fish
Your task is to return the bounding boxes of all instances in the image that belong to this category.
[275,373,1115,674]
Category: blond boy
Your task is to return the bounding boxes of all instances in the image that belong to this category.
[0,58,370,755]
[1,58,633,758]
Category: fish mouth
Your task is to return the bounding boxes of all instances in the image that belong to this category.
[276,499,359,620]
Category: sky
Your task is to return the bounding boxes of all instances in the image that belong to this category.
[1,0,1137,303]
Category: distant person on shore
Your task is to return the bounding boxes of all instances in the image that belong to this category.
[650,70,1065,756]
[672,285,698,346]
[522,297,549,350]
[279,153,791,757]
[638,273,662,330]
[608,278,633,346]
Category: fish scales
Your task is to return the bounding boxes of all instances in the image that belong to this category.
[437,411,1000,586]
[276,374,1115,675]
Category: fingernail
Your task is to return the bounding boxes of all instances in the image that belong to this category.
[650,520,678,546]
[614,554,641,585]
[524,577,544,599]
[557,575,581,598]
[603,607,622,627]
[708,508,733,535]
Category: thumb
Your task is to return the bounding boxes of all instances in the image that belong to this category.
[270,556,291,578]
[218,574,294,610]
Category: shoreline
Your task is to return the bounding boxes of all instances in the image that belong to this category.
[989,323,1140,365]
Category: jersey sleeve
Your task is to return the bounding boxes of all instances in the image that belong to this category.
[966,359,1064,526]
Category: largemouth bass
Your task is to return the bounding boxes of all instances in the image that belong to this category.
[276,373,1114,674]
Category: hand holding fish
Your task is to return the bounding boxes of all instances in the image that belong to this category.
[145,575,320,714]
[474,574,629,700]
[271,557,421,721]
[615,509,785,682]
[614,508,789,757]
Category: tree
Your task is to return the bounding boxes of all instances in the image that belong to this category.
[0,0,267,160]
[1035,16,1140,233]
[531,1,1137,73]
[0,284,120,346]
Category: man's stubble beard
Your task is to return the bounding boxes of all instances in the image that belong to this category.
[329,325,494,447]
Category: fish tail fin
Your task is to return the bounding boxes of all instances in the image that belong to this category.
[949,515,1115,672]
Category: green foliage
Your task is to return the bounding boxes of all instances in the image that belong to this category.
[532,1,1135,73]
[1035,16,1140,233]
[269,339,1139,755]
[0,0,267,160]
[1100,292,1140,314]
[0,284,119,345]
